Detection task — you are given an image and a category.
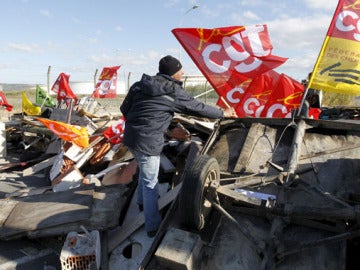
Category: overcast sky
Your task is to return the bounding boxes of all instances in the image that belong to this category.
[0,0,338,86]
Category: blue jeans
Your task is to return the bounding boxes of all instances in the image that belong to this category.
[129,148,161,232]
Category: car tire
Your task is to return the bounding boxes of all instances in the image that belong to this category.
[180,154,220,230]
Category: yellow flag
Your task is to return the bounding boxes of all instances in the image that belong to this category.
[309,0,360,95]
[22,92,41,116]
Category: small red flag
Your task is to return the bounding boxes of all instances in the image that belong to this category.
[92,66,120,98]
[103,117,126,144]
[0,91,13,111]
[51,73,77,102]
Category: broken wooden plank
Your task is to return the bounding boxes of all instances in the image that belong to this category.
[51,165,84,192]
[22,155,57,176]
[49,151,64,181]
[0,200,18,226]
[24,185,128,239]
[101,159,137,186]
[234,123,268,173]
[0,154,53,172]
[0,188,93,240]
[107,183,182,252]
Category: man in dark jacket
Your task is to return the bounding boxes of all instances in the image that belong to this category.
[120,55,235,237]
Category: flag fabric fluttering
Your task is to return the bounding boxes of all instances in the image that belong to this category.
[260,73,305,118]
[172,25,307,118]
[37,118,89,148]
[172,25,288,109]
[22,92,41,116]
[36,85,56,108]
[234,71,305,118]
[51,73,78,102]
[309,0,360,95]
[92,66,120,98]
[235,71,278,117]
[103,117,126,144]
[0,91,13,111]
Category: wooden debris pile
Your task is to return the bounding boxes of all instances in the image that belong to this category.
[0,97,217,269]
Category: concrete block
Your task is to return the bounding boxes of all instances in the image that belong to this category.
[155,227,203,270]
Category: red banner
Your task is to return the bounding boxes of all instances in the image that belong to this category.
[234,71,304,118]
[235,70,278,117]
[309,0,360,95]
[51,73,78,102]
[0,91,13,111]
[172,25,287,108]
[92,66,120,98]
[103,116,126,144]
[260,73,304,118]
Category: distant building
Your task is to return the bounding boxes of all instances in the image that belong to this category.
[69,80,126,95]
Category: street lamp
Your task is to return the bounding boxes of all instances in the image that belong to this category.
[178,5,199,60]
[184,5,199,16]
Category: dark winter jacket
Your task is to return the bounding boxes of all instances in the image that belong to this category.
[120,73,223,155]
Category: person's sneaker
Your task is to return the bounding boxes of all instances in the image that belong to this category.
[147,230,157,238]
[137,204,143,211]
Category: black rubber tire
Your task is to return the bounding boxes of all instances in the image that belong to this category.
[180,154,220,230]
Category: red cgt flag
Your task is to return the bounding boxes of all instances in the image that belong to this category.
[172,25,287,108]
[103,117,126,144]
[260,73,305,118]
[51,72,77,102]
[235,71,279,117]
[233,71,305,118]
[92,66,120,98]
[0,91,13,111]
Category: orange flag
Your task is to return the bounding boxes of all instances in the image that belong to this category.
[37,118,89,148]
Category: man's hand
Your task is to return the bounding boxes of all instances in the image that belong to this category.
[166,123,191,141]
[222,107,237,118]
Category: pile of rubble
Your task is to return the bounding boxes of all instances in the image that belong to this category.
[2,99,360,270]
[0,97,215,269]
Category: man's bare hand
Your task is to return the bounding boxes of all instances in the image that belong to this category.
[166,124,191,141]
[222,107,237,118]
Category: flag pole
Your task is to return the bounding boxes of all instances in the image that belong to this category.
[220,96,231,109]
[40,98,47,109]
[296,35,330,117]
[296,0,341,117]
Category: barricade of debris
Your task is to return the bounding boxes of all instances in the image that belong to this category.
[3,98,360,270]
[0,97,216,269]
